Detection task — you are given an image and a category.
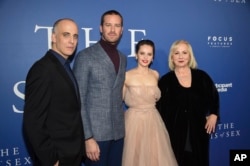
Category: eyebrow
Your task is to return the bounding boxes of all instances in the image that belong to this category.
[62,32,78,36]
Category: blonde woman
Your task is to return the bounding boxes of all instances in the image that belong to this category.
[157,40,219,166]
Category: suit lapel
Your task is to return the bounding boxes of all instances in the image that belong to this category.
[95,43,125,89]
[112,53,125,88]
[48,53,80,101]
[98,44,117,76]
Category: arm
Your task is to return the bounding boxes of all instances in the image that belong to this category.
[205,80,219,134]
[73,52,93,139]
[23,63,57,164]
[123,72,128,100]
[123,84,127,100]
[201,70,220,133]
[73,52,100,161]
[152,69,160,80]
[156,75,168,121]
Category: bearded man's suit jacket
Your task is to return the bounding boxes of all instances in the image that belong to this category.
[73,42,127,141]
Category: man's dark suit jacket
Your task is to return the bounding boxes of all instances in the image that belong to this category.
[23,50,85,166]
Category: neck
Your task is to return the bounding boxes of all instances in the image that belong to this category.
[174,67,190,75]
[136,66,149,74]
[100,38,118,47]
[175,66,189,71]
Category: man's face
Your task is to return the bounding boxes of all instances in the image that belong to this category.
[52,20,78,59]
[100,14,123,44]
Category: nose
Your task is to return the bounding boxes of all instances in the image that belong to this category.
[110,25,115,32]
[69,36,75,43]
[178,53,183,58]
[70,36,74,43]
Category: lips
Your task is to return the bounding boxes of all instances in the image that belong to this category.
[67,46,75,50]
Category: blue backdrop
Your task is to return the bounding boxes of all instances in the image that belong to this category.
[1,0,250,165]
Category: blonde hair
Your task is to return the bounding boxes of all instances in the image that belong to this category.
[168,40,198,71]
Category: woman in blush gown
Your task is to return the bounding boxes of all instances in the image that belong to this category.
[122,40,177,166]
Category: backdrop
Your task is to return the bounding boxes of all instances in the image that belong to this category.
[1,0,250,165]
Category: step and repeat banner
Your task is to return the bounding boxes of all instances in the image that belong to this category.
[1,0,249,165]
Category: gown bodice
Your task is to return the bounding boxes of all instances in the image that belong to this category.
[124,85,161,109]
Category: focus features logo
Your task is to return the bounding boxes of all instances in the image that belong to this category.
[208,36,233,48]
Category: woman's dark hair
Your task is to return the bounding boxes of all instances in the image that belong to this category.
[135,39,155,56]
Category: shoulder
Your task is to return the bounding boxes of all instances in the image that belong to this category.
[118,50,127,58]
[26,53,55,80]
[192,68,207,75]
[150,69,159,79]
[75,44,98,64]
[125,68,136,76]
[125,68,138,84]
[192,69,212,79]
[77,43,101,57]
[158,71,175,88]
[160,71,174,81]
[30,52,54,70]
[192,69,215,85]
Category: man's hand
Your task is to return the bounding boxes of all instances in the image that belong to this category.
[85,138,100,161]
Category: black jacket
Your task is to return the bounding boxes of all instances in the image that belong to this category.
[157,69,219,166]
[23,51,85,166]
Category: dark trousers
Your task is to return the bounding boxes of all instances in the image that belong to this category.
[84,138,124,166]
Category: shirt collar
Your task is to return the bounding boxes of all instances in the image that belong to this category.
[49,49,69,65]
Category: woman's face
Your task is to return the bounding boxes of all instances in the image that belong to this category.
[171,43,190,68]
[136,44,154,67]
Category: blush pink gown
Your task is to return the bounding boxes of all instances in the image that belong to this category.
[122,85,178,166]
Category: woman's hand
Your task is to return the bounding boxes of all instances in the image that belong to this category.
[205,114,218,134]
